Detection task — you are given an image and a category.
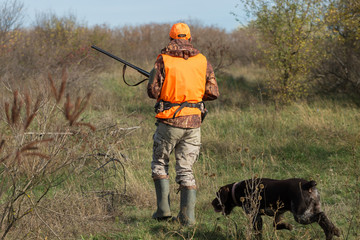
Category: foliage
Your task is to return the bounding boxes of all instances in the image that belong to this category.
[239,0,327,105]
[326,0,360,46]
[313,0,360,93]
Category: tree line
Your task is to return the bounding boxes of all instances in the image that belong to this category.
[0,0,359,105]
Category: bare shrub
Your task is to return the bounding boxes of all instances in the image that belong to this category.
[6,190,117,239]
[0,0,23,42]
[0,70,98,239]
[191,25,234,72]
[228,27,261,66]
[111,23,170,65]
[0,0,24,79]
[0,11,258,95]
[313,37,360,94]
[93,22,258,74]
[1,13,101,85]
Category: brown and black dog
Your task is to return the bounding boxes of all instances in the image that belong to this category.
[212,178,340,240]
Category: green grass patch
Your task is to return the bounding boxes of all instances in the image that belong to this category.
[2,68,359,239]
[79,69,360,239]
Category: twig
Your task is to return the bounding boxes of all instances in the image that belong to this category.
[95,153,127,195]
[27,195,61,240]
[24,132,75,135]
[109,126,141,134]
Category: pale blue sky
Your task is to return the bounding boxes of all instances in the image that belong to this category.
[19,0,246,32]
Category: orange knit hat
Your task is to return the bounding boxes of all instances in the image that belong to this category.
[169,23,191,40]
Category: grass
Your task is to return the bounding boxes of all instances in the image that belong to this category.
[80,68,360,239]
[2,67,360,239]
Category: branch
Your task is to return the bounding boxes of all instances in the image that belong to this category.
[24,132,75,135]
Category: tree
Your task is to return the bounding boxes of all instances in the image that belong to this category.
[0,0,23,43]
[239,0,326,105]
[315,0,360,93]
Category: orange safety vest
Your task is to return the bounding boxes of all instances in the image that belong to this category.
[155,53,207,119]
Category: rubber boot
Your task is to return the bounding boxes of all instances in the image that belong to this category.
[152,179,172,221]
[177,188,196,226]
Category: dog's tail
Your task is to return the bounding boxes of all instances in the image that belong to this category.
[301,180,317,191]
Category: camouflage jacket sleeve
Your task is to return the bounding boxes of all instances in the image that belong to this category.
[147,55,164,99]
[203,62,219,101]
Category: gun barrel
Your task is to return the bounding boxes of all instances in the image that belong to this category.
[91,45,150,78]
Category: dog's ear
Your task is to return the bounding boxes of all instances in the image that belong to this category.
[219,186,230,204]
[302,180,317,192]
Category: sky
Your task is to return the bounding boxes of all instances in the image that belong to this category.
[19,0,246,32]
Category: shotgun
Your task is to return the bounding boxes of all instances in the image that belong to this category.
[91,45,150,86]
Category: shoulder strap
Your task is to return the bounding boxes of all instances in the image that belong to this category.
[122,65,148,87]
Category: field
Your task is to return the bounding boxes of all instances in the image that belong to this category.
[1,65,359,239]
[0,4,359,237]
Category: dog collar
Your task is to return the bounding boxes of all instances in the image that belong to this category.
[231,182,241,206]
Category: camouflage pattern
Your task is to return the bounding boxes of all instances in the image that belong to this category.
[147,39,219,129]
[152,122,201,187]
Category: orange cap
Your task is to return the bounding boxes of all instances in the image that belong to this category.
[169,23,191,40]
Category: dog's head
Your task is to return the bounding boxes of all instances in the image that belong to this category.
[301,180,321,211]
[301,180,317,191]
[212,183,236,216]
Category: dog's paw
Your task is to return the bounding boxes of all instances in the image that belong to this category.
[325,227,341,240]
[287,224,293,231]
[332,226,340,237]
[275,223,293,231]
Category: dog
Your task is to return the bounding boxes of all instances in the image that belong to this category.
[212,178,340,240]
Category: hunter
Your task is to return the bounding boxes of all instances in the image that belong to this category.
[147,22,219,226]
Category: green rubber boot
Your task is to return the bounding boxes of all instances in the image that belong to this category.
[178,188,196,226]
[152,179,172,221]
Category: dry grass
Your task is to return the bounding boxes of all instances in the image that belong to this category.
[0,70,122,239]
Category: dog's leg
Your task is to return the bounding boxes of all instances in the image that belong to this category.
[253,215,263,240]
[317,212,340,240]
[294,212,340,240]
[274,213,293,231]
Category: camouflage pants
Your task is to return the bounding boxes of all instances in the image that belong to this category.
[151,122,201,187]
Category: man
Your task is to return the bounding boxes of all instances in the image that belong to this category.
[147,22,219,226]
